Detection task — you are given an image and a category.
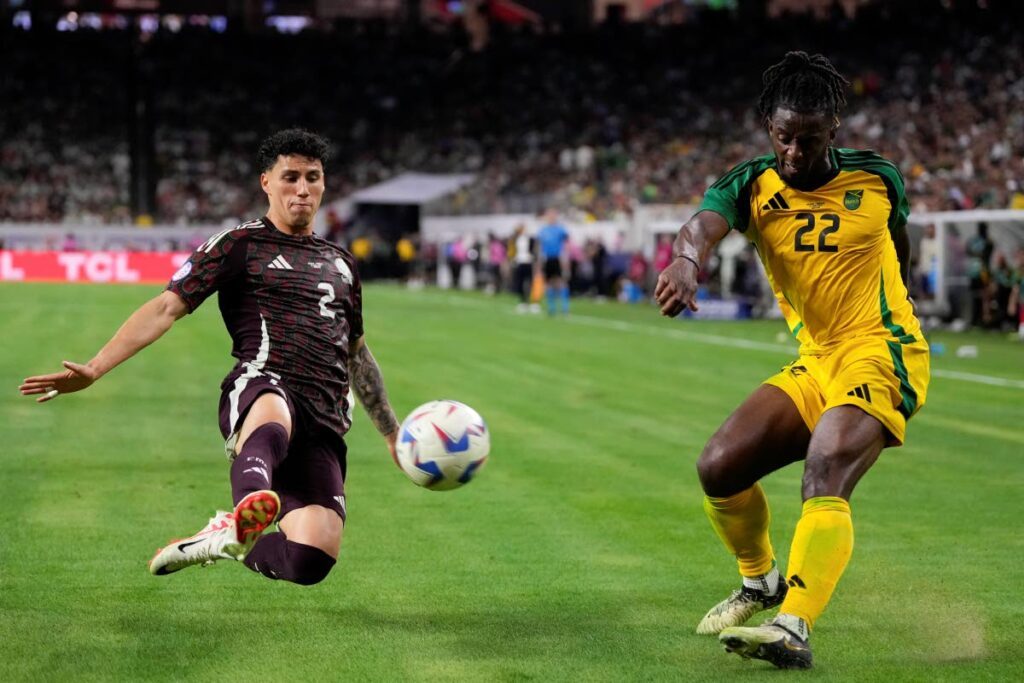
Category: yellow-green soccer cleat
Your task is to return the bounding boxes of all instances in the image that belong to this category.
[695,581,787,635]
[718,617,813,669]
[148,490,280,575]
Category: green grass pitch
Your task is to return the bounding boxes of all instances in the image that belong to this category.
[1,283,1022,681]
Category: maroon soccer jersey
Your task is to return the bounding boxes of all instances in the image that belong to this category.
[167,217,363,437]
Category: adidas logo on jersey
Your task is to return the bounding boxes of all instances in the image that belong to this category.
[761,192,790,211]
[268,255,293,270]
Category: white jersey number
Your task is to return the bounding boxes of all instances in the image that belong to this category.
[317,282,336,319]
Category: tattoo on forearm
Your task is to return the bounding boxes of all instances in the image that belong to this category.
[349,343,399,436]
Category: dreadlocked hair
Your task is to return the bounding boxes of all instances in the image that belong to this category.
[757,51,850,122]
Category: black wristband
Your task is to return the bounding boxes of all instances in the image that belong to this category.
[675,254,700,271]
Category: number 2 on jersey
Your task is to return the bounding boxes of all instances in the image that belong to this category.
[317,282,336,319]
[794,212,841,253]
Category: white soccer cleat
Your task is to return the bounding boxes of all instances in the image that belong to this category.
[695,581,788,635]
[149,490,280,576]
[149,511,240,575]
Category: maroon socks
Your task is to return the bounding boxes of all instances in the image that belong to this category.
[230,422,289,506]
[244,533,336,585]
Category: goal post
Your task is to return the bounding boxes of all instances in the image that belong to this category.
[906,209,1024,320]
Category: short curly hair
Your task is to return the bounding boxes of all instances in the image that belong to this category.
[257,128,331,172]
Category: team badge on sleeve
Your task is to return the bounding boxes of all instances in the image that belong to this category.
[171,260,193,281]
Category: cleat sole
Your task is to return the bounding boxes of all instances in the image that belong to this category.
[233,490,281,546]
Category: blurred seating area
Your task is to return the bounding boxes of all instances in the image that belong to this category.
[1,0,1022,225]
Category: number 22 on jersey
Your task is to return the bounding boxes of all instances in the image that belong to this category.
[793,212,841,253]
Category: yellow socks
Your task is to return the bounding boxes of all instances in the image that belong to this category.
[779,496,854,629]
[704,490,854,634]
[703,483,776,578]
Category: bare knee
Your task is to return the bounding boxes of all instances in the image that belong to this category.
[697,437,745,497]
[279,505,343,559]
[802,408,885,500]
[801,445,878,500]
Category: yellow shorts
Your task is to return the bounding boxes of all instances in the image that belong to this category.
[764,337,930,446]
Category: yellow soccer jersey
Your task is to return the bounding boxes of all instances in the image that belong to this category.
[699,147,921,355]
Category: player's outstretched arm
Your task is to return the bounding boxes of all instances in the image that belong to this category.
[348,337,400,462]
[655,210,730,317]
[19,290,189,403]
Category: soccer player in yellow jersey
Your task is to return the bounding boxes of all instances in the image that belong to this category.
[655,52,930,669]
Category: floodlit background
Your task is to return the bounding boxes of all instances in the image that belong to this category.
[1,1,1022,680]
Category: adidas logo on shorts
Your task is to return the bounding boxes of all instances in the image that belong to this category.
[846,384,872,402]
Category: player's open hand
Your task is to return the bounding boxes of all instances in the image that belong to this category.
[19,361,99,403]
[655,257,700,317]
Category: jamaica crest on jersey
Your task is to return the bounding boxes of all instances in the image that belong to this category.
[844,189,864,211]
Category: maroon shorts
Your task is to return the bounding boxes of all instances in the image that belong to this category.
[219,375,348,522]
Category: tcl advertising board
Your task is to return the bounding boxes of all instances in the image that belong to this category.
[0,251,189,284]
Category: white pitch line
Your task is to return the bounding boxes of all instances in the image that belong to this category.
[564,313,1024,390]
[566,313,796,354]
[930,369,1024,389]
[429,294,1024,390]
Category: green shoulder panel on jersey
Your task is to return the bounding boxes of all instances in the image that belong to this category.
[835,148,909,232]
[698,155,775,232]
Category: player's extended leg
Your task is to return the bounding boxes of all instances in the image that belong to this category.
[719,405,886,669]
[227,392,291,550]
[149,393,290,575]
[243,505,342,585]
[230,392,292,507]
[695,384,811,634]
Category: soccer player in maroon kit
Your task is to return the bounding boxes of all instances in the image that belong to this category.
[20,129,400,585]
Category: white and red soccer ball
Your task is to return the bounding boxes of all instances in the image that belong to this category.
[395,400,490,491]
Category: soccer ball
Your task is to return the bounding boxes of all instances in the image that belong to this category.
[395,400,490,490]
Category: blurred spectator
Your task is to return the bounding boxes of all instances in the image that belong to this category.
[396,234,417,283]
[990,252,1016,330]
[447,237,469,289]
[966,223,994,327]
[509,224,537,312]
[627,251,649,295]
[1010,248,1024,339]
[732,245,764,319]
[653,235,674,277]
[588,238,609,298]
[916,224,939,300]
[484,233,506,295]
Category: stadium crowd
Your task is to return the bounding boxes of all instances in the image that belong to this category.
[1,1,1022,226]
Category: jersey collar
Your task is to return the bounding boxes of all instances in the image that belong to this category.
[778,147,841,192]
